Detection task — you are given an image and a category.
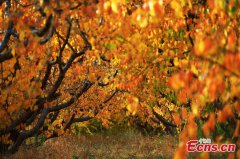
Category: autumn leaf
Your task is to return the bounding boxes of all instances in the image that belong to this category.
[172,113,180,126]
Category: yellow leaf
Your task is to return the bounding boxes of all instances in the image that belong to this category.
[191,65,198,75]
[126,96,139,115]
[174,58,179,66]
[170,0,183,17]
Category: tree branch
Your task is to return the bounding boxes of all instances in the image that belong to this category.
[8,108,49,153]
[0,50,13,63]
[152,109,177,127]
[0,21,14,52]
[30,14,53,37]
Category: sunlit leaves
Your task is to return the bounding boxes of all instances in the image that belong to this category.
[103,0,126,14]
[125,95,139,115]
[170,0,184,18]
[169,71,193,90]
[142,0,164,16]
[0,0,239,157]
[194,38,215,56]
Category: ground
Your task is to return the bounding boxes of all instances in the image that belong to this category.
[3,130,178,159]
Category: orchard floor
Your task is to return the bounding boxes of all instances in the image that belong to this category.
[4,130,178,159]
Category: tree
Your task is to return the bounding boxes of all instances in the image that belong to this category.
[0,0,122,154]
[0,0,239,158]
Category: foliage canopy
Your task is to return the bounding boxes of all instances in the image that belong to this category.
[0,0,239,158]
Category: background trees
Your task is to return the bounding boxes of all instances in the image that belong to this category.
[0,0,239,158]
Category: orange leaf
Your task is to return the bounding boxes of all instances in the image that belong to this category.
[173,113,181,126]
[203,123,210,136]
[181,107,187,120]
[233,121,240,137]
[208,113,215,130]
[203,113,215,136]
[174,148,185,159]
[169,74,185,90]
[178,90,187,103]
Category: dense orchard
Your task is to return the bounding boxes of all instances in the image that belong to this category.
[0,0,239,158]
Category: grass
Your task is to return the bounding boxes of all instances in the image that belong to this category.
[3,129,178,159]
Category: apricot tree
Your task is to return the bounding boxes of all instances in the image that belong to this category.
[0,0,239,158]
